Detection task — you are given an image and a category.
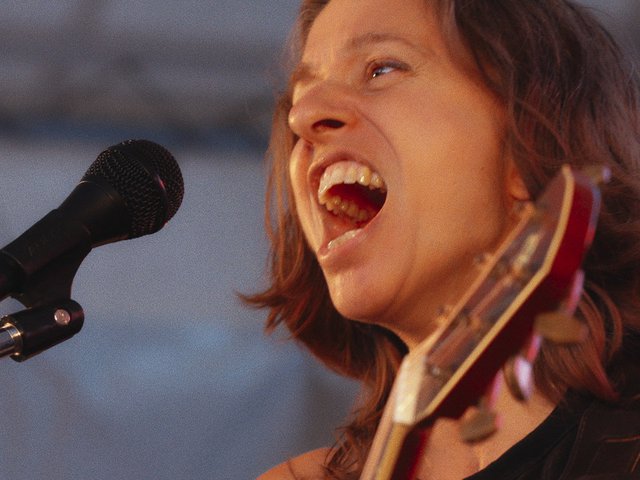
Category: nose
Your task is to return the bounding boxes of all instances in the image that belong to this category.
[288,83,357,143]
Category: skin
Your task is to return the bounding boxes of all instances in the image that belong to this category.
[259,0,544,478]
[287,0,528,349]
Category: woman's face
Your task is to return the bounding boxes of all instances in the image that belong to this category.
[288,0,528,347]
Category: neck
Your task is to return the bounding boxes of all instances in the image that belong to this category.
[418,372,556,478]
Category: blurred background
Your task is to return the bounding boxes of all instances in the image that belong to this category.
[0,1,638,479]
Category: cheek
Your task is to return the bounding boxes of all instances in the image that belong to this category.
[288,140,308,201]
[288,141,316,241]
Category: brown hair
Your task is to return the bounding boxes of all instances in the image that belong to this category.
[246,0,640,477]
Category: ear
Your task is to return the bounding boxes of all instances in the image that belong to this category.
[505,158,530,202]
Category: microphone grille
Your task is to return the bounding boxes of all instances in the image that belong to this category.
[83,139,185,238]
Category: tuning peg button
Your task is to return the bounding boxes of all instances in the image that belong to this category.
[581,164,612,185]
[503,355,533,401]
[534,311,587,343]
[459,378,502,444]
[459,406,500,443]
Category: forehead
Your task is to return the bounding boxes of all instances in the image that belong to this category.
[303,0,440,61]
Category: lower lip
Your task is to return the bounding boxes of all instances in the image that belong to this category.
[327,228,362,251]
[317,209,383,264]
[317,228,364,261]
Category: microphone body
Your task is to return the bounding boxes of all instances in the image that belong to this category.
[0,139,184,307]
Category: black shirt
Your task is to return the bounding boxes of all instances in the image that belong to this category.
[465,394,640,479]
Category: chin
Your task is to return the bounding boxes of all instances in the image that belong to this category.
[326,280,394,325]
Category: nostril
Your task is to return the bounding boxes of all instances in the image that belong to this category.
[313,118,345,130]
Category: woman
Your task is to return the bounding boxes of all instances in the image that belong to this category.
[250,0,640,478]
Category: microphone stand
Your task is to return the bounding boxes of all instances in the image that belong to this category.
[0,234,89,361]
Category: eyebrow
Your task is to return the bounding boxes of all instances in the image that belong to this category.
[290,32,425,87]
[348,32,422,51]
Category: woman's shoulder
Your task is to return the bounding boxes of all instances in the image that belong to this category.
[256,447,332,480]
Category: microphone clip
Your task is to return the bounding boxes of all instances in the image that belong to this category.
[0,299,84,361]
[0,208,92,306]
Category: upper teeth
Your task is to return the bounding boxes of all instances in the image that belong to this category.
[317,160,386,219]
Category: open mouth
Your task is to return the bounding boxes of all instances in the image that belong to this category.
[317,160,387,234]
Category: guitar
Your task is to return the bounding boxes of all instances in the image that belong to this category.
[360,165,605,480]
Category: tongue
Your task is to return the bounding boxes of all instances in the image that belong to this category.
[330,183,386,217]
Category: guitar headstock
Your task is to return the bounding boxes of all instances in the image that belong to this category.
[397,165,601,424]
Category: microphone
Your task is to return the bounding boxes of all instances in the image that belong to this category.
[0,139,184,307]
[0,139,184,361]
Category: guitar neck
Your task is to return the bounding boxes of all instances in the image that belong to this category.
[362,422,430,480]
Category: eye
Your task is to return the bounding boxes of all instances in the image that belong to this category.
[367,59,409,79]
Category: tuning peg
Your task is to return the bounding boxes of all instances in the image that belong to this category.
[503,355,533,401]
[459,409,499,443]
[459,400,500,443]
[563,269,585,316]
[434,304,454,327]
[534,311,587,343]
[581,164,611,185]
[512,198,534,217]
[459,375,502,443]
[533,268,587,343]
[503,334,541,401]
[473,252,493,272]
